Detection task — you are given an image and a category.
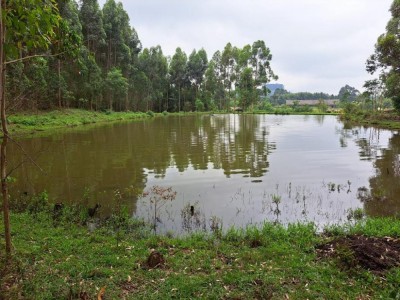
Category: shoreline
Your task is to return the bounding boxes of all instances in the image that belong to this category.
[6,108,400,139]
[1,208,400,299]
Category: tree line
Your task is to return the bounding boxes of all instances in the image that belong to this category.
[6,0,278,113]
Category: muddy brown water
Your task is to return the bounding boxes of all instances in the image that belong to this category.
[8,114,400,233]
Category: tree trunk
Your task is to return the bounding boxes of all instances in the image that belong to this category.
[57,58,61,108]
[178,84,181,112]
[107,39,111,71]
[1,0,12,255]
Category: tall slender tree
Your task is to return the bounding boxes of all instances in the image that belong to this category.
[79,0,106,55]
[1,0,61,255]
[169,47,187,111]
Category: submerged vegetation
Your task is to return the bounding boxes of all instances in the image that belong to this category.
[1,197,400,299]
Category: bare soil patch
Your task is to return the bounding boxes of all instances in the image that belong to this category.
[316,235,400,273]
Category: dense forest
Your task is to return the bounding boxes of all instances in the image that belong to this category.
[5,0,280,113]
[6,0,399,114]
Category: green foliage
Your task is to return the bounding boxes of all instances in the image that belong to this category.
[257,100,273,112]
[105,68,128,110]
[238,67,257,110]
[79,0,106,53]
[341,102,361,116]
[4,0,60,59]
[316,99,329,113]
[195,99,205,112]
[169,47,188,112]
[367,0,400,112]
[27,191,50,215]
[338,85,360,102]
[3,2,280,114]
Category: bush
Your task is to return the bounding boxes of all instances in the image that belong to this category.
[146,110,155,117]
[257,100,273,112]
[27,191,50,215]
[195,99,205,112]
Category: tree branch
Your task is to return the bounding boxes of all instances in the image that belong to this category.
[2,132,46,175]
[4,51,66,65]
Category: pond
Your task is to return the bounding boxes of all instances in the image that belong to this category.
[9,114,400,232]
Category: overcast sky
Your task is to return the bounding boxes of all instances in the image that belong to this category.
[98,0,392,95]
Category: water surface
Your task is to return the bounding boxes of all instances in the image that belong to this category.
[9,114,400,232]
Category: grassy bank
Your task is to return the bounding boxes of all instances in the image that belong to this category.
[1,207,400,299]
[5,109,152,137]
[341,109,400,130]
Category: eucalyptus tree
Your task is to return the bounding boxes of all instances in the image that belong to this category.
[169,47,187,111]
[203,60,218,110]
[1,0,62,255]
[251,40,277,87]
[102,0,132,71]
[207,50,226,109]
[77,47,103,110]
[366,0,400,110]
[79,0,106,56]
[235,44,252,70]
[53,0,83,108]
[221,43,236,103]
[131,69,150,111]
[105,67,128,111]
[363,79,384,110]
[138,46,168,111]
[338,85,360,103]
[232,44,252,109]
[124,26,142,109]
[186,48,208,105]
[238,67,257,109]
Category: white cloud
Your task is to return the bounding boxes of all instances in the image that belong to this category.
[97,0,392,94]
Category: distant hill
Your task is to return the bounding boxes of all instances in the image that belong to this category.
[265,83,284,96]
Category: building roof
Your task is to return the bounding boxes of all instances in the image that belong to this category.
[286,99,339,106]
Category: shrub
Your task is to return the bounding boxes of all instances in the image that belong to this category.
[27,191,50,215]
[195,99,205,112]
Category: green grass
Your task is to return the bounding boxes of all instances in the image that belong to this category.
[1,209,400,299]
[5,109,151,137]
[4,108,341,139]
[341,109,400,129]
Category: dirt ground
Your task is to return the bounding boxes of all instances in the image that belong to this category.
[316,235,400,273]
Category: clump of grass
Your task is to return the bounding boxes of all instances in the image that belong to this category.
[347,208,365,222]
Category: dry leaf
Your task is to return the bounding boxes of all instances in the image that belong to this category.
[97,286,106,300]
